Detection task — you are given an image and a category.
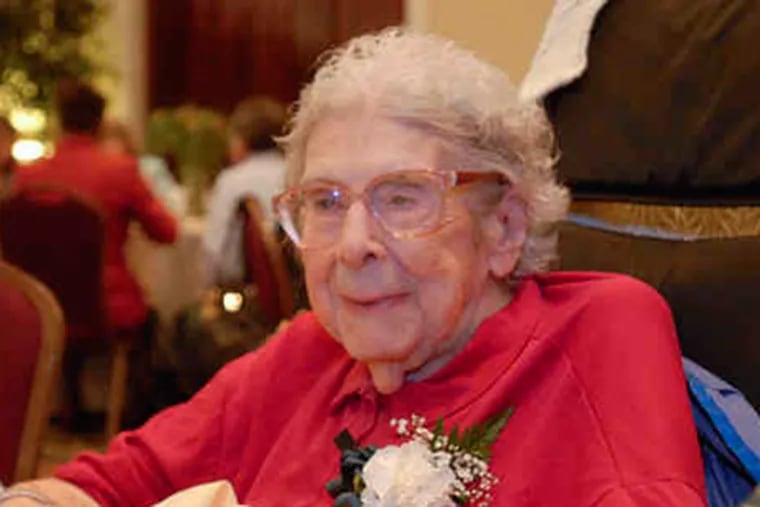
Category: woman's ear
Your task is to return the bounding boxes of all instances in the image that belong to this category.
[483,189,527,278]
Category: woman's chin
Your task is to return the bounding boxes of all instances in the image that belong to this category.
[366,362,407,394]
[336,319,420,360]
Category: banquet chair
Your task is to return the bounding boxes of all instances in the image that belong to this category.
[0,185,132,439]
[0,261,64,484]
[240,196,295,325]
[557,221,760,410]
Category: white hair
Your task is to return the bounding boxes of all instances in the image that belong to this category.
[279,27,569,277]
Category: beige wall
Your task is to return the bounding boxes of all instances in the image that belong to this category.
[405,0,554,84]
[97,0,148,144]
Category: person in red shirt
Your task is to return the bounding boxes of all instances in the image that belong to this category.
[10,81,177,430]
[3,31,706,506]
[14,80,177,329]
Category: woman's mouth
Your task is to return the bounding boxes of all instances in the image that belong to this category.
[342,292,409,310]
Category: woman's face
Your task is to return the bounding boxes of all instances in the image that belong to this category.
[300,112,516,394]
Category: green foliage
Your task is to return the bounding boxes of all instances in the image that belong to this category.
[145,106,228,185]
[0,0,107,111]
[436,406,514,460]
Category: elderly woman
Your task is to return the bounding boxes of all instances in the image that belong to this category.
[3,29,705,506]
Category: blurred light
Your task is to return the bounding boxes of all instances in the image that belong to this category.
[221,291,244,313]
[9,108,46,134]
[12,139,45,163]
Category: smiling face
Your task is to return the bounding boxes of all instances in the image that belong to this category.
[299,111,521,394]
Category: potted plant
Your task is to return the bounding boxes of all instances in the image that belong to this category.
[145,106,227,215]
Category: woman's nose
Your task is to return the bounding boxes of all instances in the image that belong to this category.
[336,201,386,268]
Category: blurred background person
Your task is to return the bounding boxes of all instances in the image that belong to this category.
[0,115,17,199]
[203,96,286,285]
[99,118,185,215]
[12,80,178,427]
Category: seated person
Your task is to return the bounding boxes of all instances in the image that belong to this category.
[203,96,286,285]
[99,118,184,215]
[14,81,178,330]
[0,115,17,199]
[3,30,706,506]
[11,81,178,425]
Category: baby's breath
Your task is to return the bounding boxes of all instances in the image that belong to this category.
[389,409,512,506]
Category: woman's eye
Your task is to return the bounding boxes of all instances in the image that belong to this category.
[305,190,344,212]
[386,193,417,207]
[314,196,335,210]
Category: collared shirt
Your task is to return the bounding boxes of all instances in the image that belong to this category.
[56,272,706,506]
[203,150,285,285]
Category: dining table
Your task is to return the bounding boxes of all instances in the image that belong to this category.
[127,215,207,326]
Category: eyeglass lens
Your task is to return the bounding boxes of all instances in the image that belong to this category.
[283,171,446,247]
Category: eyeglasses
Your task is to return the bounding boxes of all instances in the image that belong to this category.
[273,169,508,249]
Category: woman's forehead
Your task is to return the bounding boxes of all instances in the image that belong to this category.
[301,113,443,186]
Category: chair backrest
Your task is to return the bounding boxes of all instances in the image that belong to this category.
[0,261,64,483]
[557,221,760,410]
[542,0,760,203]
[0,184,106,340]
[240,196,295,325]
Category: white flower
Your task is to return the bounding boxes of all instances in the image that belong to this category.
[360,440,457,507]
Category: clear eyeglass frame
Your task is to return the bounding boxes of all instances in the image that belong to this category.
[272,168,508,249]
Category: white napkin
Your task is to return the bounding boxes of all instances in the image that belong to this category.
[153,480,244,507]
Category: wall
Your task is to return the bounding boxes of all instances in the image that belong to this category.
[405,0,554,84]
[96,0,148,144]
[103,0,555,143]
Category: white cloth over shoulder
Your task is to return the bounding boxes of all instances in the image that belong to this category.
[203,150,285,285]
[519,0,610,102]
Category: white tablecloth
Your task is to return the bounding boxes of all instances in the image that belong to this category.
[127,216,207,324]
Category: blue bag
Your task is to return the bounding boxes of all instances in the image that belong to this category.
[683,358,760,507]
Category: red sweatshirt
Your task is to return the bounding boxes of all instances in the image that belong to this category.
[56,272,707,506]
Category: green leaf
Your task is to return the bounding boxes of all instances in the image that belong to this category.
[458,426,471,450]
[352,473,365,493]
[0,0,108,110]
[144,106,227,185]
[481,406,514,451]
[447,424,461,451]
[431,417,445,449]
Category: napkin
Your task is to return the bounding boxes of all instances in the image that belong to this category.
[153,480,244,507]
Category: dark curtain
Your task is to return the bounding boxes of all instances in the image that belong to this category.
[148,0,403,113]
